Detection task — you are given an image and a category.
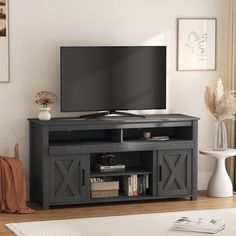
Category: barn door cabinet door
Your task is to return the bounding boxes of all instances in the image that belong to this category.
[157,149,192,197]
[50,154,89,204]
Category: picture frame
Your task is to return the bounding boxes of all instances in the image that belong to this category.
[177,18,216,71]
[0,0,9,82]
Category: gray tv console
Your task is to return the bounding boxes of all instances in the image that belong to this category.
[29,114,199,210]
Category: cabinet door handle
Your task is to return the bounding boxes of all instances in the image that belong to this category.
[82,169,85,186]
[159,165,162,181]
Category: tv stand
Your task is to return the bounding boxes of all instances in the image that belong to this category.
[29,114,199,210]
[79,110,146,119]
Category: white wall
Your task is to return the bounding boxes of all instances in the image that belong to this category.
[0,0,230,190]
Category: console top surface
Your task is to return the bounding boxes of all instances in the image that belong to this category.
[29,114,199,126]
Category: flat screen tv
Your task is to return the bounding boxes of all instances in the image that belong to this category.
[60,46,166,115]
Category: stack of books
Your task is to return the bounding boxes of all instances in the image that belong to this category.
[123,174,149,196]
[149,136,170,141]
[172,216,226,234]
[141,135,170,141]
[95,164,125,172]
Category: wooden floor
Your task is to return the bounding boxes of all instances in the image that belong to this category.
[1,191,236,235]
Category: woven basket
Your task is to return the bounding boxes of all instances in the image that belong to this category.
[91,189,119,198]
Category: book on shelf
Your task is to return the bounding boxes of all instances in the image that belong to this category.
[95,164,125,172]
[141,136,170,141]
[149,136,170,141]
[132,175,138,196]
[123,176,132,196]
[146,174,149,189]
[142,175,146,195]
[123,174,149,197]
[172,216,226,234]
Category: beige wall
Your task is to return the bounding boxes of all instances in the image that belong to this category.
[0,0,230,190]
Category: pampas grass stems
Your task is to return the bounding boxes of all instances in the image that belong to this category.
[204,85,236,121]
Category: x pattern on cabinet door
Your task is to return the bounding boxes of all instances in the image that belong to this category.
[50,155,88,203]
[164,153,187,191]
[54,159,81,198]
[158,150,192,196]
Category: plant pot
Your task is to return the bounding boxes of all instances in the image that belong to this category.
[212,120,228,151]
[38,107,51,121]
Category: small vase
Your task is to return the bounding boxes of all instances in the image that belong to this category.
[38,107,51,121]
[212,120,227,151]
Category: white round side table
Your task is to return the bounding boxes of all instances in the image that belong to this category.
[199,149,236,197]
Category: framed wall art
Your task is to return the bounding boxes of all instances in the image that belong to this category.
[177,18,216,71]
[0,0,9,82]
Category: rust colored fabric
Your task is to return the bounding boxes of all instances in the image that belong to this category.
[0,156,34,214]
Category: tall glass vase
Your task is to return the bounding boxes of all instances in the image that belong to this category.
[212,120,228,151]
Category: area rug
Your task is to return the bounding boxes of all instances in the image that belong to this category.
[5,208,236,236]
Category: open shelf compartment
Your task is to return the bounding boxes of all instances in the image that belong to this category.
[90,151,154,199]
[123,126,193,142]
[90,151,154,174]
[49,129,122,145]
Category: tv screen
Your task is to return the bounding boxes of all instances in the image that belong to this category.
[60,46,166,112]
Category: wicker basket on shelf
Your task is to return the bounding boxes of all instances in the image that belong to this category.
[91,189,119,198]
[91,181,119,198]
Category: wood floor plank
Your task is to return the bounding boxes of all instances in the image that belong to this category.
[1,191,236,235]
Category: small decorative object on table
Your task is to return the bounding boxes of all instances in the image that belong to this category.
[204,78,236,150]
[35,90,57,121]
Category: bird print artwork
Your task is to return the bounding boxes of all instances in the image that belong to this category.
[185,30,208,58]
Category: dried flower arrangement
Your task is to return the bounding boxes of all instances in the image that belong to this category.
[204,78,236,121]
[35,91,57,108]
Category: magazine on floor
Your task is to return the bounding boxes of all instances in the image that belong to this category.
[172,217,226,234]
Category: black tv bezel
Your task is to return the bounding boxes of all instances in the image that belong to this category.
[60,46,167,113]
